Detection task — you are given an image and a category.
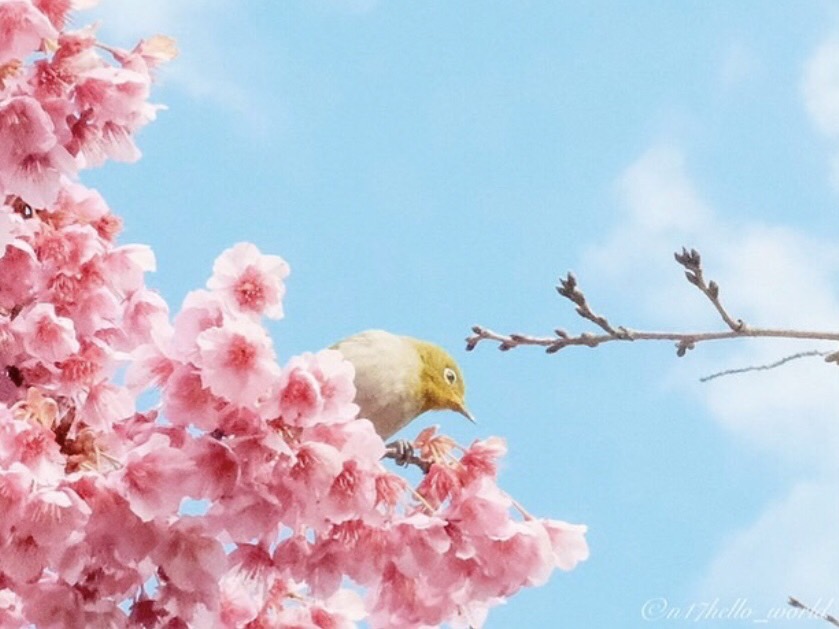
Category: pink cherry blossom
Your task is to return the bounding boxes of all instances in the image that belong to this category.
[70,474,159,566]
[125,340,173,394]
[0,236,38,312]
[0,464,34,539]
[323,459,377,524]
[542,519,590,571]
[170,289,224,361]
[0,96,76,207]
[276,349,358,426]
[18,487,89,548]
[0,1,57,64]
[196,318,280,407]
[181,436,240,500]
[212,573,261,626]
[10,302,79,362]
[57,338,111,388]
[111,433,195,521]
[374,472,406,510]
[119,287,170,350]
[416,463,459,509]
[289,442,344,487]
[53,183,116,237]
[414,424,457,463]
[32,0,73,29]
[0,4,588,626]
[21,577,126,628]
[0,534,48,584]
[161,364,221,430]
[79,380,134,430]
[208,242,290,320]
[459,436,506,484]
[277,363,323,425]
[6,420,64,483]
[126,35,179,70]
[0,204,34,254]
[318,415,384,463]
[152,519,226,598]
[103,243,155,297]
[0,97,55,158]
[0,587,26,628]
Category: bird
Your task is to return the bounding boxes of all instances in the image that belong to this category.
[331,330,474,441]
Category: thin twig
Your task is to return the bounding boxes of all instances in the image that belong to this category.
[788,597,839,626]
[674,247,744,332]
[556,273,630,338]
[700,350,832,382]
[466,247,839,358]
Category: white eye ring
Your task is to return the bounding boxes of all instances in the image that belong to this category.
[443,367,457,385]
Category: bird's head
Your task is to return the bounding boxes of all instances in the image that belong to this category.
[410,339,474,423]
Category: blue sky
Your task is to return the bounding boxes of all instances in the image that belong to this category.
[83,1,839,626]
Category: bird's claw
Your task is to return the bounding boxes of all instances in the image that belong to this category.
[385,439,415,467]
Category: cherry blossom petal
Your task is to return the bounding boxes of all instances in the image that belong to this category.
[542,519,590,571]
[0,1,58,64]
[110,434,194,521]
[10,302,79,362]
[208,242,289,320]
[196,318,280,407]
[152,519,227,597]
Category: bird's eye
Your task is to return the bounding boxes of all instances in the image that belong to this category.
[443,367,457,385]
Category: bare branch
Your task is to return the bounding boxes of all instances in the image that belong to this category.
[788,597,839,626]
[674,247,745,332]
[556,273,631,338]
[700,350,832,382]
[466,248,839,358]
[467,324,839,355]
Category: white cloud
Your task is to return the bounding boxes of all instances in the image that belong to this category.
[594,28,839,605]
[582,145,719,325]
[802,34,839,195]
[583,140,839,612]
[84,0,229,44]
[678,38,839,607]
[699,480,839,613]
[618,146,712,235]
[802,36,839,137]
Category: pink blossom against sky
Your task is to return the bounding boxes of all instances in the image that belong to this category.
[0,3,588,625]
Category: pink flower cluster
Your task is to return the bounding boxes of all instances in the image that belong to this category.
[0,2,588,627]
[0,0,173,208]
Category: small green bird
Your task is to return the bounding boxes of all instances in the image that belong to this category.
[332,330,474,440]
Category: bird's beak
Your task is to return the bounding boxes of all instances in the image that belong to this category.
[455,403,476,424]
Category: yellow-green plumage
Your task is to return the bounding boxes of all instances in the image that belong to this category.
[332,330,473,439]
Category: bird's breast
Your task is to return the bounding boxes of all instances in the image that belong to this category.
[332,330,424,439]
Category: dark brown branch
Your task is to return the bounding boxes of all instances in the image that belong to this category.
[53,406,76,449]
[466,248,839,358]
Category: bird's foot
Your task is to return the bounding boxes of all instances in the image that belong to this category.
[385,439,415,467]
